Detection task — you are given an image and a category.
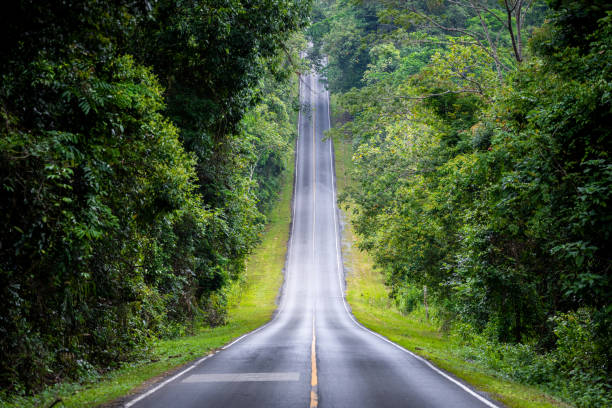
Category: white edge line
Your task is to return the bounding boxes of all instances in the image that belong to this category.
[124,71,305,408]
[324,80,500,408]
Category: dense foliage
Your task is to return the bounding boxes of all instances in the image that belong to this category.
[0,0,310,396]
[313,0,611,405]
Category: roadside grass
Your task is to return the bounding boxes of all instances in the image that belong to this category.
[1,156,294,408]
[332,128,570,408]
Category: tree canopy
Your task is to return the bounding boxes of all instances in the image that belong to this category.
[313,0,611,406]
[0,0,310,395]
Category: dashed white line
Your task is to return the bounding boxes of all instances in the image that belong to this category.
[182,372,300,383]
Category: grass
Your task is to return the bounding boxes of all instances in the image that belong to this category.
[332,128,570,408]
[2,156,295,408]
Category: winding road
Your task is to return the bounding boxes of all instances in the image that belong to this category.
[125,71,501,408]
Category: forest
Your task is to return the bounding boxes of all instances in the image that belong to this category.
[1,0,611,406]
[0,0,310,398]
[310,0,611,406]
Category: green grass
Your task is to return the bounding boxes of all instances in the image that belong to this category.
[2,157,295,408]
[332,131,570,408]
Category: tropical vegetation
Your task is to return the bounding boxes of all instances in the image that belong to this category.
[0,0,310,398]
[312,1,611,406]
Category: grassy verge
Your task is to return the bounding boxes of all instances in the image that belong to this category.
[2,156,295,408]
[332,129,569,408]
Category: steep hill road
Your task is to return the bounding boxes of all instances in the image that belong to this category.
[125,71,501,408]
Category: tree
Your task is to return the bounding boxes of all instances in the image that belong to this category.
[379,0,547,80]
[327,0,611,404]
[0,0,310,395]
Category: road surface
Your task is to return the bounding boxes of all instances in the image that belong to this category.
[125,71,500,408]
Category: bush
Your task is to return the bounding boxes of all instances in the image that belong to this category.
[449,310,611,407]
[551,309,611,407]
[394,285,422,314]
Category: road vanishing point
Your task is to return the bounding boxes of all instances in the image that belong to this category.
[125,71,501,408]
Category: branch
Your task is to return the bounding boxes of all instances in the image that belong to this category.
[280,42,302,75]
[402,38,481,47]
[469,0,504,82]
[380,89,484,101]
[404,5,512,71]
[447,0,507,28]
[520,0,536,27]
[504,0,522,62]
[47,399,64,408]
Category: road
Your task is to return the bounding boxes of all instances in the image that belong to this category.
[125,71,500,408]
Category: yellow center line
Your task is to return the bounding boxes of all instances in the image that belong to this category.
[310,74,319,408]
[310,314,318,407]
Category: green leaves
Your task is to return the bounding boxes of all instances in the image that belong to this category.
[424,37,499,100]
[327,1,611,405]
[0,0,309,395]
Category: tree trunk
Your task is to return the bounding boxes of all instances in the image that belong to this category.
[505,0,523,62]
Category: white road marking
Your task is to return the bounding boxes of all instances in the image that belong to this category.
[311,73,320,408]
[323,78,500,408]
[182,372,300,383]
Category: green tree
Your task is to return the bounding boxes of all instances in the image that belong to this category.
[0,0,310,395]
[328,0,611,404]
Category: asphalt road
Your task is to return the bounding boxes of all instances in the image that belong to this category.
[125,72,501,408]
